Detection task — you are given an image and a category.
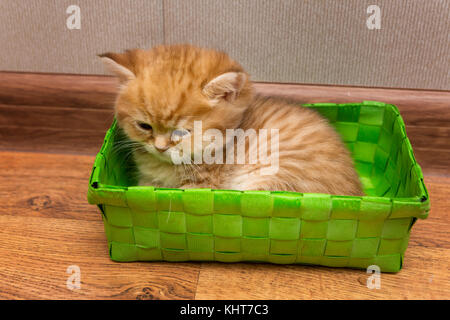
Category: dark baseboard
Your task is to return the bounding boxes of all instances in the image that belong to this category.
[0,72,448,175]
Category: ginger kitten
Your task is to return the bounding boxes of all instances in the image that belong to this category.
[100,44,363,195]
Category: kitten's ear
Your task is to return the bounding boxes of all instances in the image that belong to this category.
[203,72,247,105]
[98,52,136,83]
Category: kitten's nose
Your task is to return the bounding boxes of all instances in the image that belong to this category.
[154,136,170,152]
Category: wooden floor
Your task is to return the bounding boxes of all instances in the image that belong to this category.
[0,72,449,299]
[0,150,448,299]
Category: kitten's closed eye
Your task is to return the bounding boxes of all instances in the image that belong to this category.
[137,122,153,131]
[171,129,190,142]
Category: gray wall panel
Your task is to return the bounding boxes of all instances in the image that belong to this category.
[164,0,449,89]
[0,0,448,89]
[0,0,164,74]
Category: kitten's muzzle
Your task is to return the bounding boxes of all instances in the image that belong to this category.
[154,135,171,153]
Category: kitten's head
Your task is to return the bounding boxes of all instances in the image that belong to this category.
[99,44,254,163]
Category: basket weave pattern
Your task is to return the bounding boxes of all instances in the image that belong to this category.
[88,101,429,272]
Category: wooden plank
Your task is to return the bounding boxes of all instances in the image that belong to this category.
[0,126,106,155]
[407,126,450,150]
[0,152,96,221]
[408,176,450,249]
[0,72,118,110]
[0,104,114,132]
[0,215,200,300]
[0,104,112,154]
[2,150,159,298]
[414,148,450,176]
[0,151,200,300]
[0,176,99,221]
[0,151,94,179]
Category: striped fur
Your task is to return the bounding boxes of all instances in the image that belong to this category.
[101,44,363,195]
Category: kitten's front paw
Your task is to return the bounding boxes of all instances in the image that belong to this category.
[138,179,163,187]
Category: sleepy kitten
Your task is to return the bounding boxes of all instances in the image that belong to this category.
[100,44,363,195]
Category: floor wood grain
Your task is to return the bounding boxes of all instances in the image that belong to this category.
[0,152,200,300]
[0,215,201,300]
[0,151,448,300]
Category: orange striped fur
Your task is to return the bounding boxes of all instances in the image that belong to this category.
[100,44,363,195]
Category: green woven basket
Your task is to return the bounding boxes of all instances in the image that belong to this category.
[87,101,429,272]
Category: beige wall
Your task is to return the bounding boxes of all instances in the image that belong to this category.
[1,0,448,90]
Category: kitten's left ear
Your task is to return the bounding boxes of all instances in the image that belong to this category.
[203,72,247,105]
[98,51,137,83]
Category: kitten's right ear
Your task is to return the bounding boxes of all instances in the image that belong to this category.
[203,72,247,106]
[98,52,136,83]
